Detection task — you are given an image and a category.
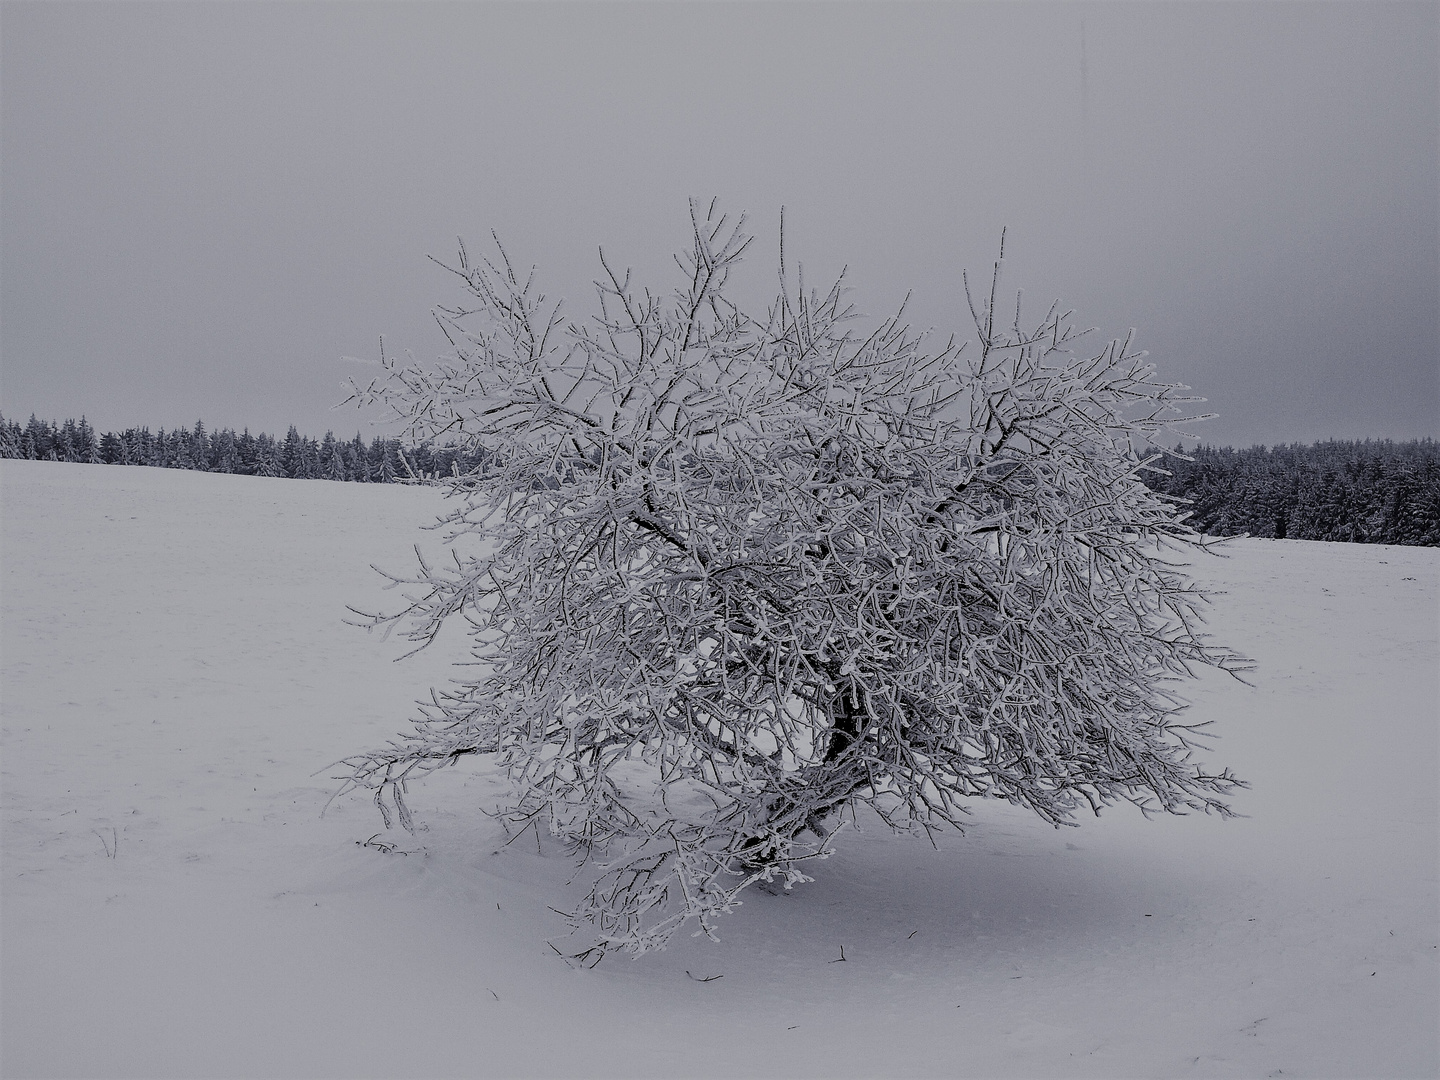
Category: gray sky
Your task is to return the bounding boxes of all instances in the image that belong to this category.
[3,1,1436,448]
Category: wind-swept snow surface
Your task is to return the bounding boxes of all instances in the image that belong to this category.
[3,460,1436,1078]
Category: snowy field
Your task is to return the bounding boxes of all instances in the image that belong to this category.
[2,459,1436,1079]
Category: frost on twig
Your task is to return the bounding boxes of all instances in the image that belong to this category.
[334,200,1248,956]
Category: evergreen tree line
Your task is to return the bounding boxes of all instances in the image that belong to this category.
[1144,439,1440,546]
[3,413,1436,545]
[0,413,485,483]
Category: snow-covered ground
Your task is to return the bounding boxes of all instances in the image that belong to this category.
[2,459,1436,1079]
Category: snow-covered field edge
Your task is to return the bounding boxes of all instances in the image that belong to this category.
[3,461,1436,1078]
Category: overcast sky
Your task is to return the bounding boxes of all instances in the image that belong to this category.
[3,1,1435,448]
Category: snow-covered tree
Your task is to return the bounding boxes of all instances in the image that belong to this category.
[211,427,239,474]
[190,420,211,471]
[337,201,1248,956]
[170,425,195,471]
[326,446,347,482]
[371,437,405,483]
[347,433,370,482]
[147,428,170,468]
[98,430,123,463]
[78,417,102,464]
[0,413,23,458]
[254,434,284,478]
[55,419,78,462]
[124,427,149,467]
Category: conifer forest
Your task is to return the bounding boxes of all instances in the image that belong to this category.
[0,413,483,485]
[1145,440,1440,546]
[3,412,1435,547]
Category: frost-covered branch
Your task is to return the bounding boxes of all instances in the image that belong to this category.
[337,200,1248,955]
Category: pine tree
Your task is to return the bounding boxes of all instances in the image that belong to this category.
[133,427,154,466]
[349,433,369,481]
[236,429,257,474]
[171,426,196,470]
[148,428,169,467]
[281,426,304,478]
[190,421,211,471]
[55,419,78,462]
[370,437,400,483]
[254,434,284,478]
[294,436,320,479]
[98,431,123,463]
[23,416,48,460]
[76,417,101,464]
[0,414,22,458]
[211,428,239,473]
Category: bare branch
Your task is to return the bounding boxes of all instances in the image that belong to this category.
[337,203,1244,957]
